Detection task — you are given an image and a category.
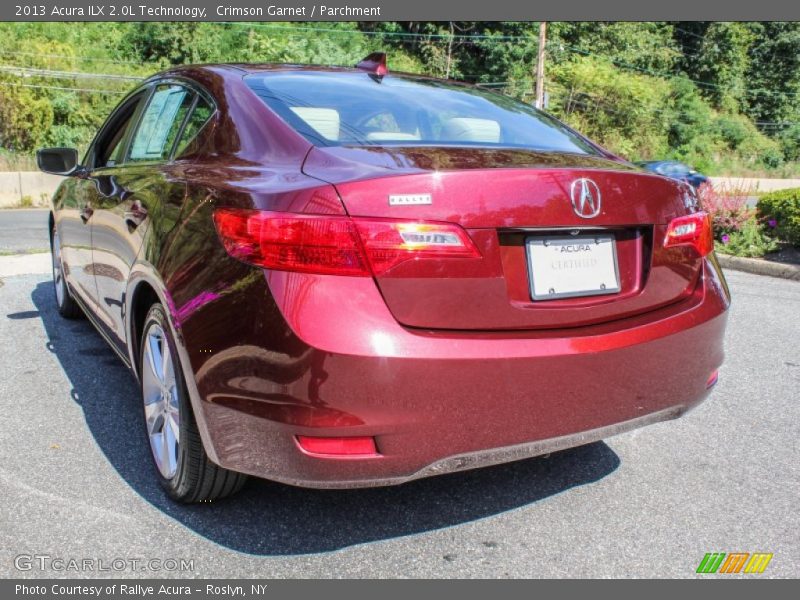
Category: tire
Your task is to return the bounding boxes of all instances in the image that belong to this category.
[139,303,247,503]
[51,225,82,319]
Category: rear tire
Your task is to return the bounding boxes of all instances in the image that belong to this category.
[139,303,247,503]
[51,226,81,319]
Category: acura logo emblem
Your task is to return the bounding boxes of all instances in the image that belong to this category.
[570,178,601,219]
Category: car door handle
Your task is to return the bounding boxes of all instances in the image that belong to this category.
[124,201,147,230]
[80,206,94,223]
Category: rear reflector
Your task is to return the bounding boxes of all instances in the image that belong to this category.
[664,211,714,257]
[706,369,719,388]
[295,436,379,457]
[213,209,480,276]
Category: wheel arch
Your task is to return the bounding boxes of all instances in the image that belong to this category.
[128,279,160,382]
[125,264,222,465]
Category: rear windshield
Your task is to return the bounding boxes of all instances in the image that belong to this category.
[245,72,599,155]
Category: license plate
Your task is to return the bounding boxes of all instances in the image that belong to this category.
[526,234,620,300]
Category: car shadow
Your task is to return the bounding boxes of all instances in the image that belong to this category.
[30,281,620,556]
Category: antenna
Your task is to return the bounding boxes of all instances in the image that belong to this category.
[355,52,388,79]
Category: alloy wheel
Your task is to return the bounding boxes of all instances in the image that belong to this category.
[141,323,181,479]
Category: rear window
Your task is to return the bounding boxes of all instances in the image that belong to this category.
[245,72,599,155]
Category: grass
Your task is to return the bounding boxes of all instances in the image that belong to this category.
[0,248,50,256]
[0,152,37,171]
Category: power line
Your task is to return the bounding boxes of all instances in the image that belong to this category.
[0,65,142,82]
[672,26,709,42]
[224,22,540,42]
[547,41,800,98]
[0,49,145,66]
[0,81,127,94]
[227,23,799,99]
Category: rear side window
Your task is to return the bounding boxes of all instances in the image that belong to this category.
[128,84,194,162]
[246,72,599,155]
[174,96,214,158]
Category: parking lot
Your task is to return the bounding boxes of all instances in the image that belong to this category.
[0,241,798,577]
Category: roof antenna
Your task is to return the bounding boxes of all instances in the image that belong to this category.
[356,52,388,81]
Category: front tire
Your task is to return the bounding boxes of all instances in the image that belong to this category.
[51,226,81,319]
[140,303,247,503]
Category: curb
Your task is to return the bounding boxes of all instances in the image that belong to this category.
[716,253,800,282]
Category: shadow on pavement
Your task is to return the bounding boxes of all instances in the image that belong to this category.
[30,281,620,556]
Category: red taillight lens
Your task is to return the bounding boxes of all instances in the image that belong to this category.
[664,211,714,257]
[213,209,369,276]
[295,436,379,457]
[213,209,480,276]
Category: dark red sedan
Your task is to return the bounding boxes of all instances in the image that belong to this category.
[38,55,729,502]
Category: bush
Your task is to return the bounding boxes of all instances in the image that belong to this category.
[757,188,800,246]
[715,114,751,149]
[778,125,800,162]
[718,216,779,257]
[549,56,671,159]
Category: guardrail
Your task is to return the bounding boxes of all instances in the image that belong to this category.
[0,172,64,208]
[708,177,800,193]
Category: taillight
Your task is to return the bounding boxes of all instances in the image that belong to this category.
[664,211,714,257]
[354,219,480,275]
[213,209,369,276]
[213,208,480,276]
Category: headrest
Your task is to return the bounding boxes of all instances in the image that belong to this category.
[440,118,501,143]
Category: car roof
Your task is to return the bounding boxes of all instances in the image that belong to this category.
[154,62,476,89]
[638,160,687,167]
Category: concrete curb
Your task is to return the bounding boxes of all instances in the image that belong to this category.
[716,253,800,282]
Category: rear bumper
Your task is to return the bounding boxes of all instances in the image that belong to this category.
[188,257,729,488]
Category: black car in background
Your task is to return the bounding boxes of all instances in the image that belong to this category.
[636,160,708,189]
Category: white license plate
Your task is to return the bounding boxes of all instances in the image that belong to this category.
[526,234,620,300]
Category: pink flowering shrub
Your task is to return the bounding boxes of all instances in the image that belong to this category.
[697,181,756,240]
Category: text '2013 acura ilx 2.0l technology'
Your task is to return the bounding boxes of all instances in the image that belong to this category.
[38,53,729,503]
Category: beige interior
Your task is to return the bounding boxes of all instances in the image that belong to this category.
[440,117,501,143]
[365,131,422,141]
[289,107,341,141]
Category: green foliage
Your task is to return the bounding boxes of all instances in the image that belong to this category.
[757,188,800,245]
[550,22,681,73]
[742,22,800,126]
[777,124,800,162]
[548,56,671,159]
[0,79,54,152]
[719,216,779,257]
[686,22,756,112]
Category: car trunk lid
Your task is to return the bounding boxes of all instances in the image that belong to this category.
[303,146,701,331]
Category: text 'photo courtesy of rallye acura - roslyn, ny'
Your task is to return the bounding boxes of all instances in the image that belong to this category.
[37,52,730,503]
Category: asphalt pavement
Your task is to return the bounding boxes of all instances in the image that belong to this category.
[0,209,50,254]
[0,266,797,578]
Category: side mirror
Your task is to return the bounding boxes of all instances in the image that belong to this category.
[36,147,84,177]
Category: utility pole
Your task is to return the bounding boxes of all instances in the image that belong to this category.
[535,21,547,109]
[445,21,454,79]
